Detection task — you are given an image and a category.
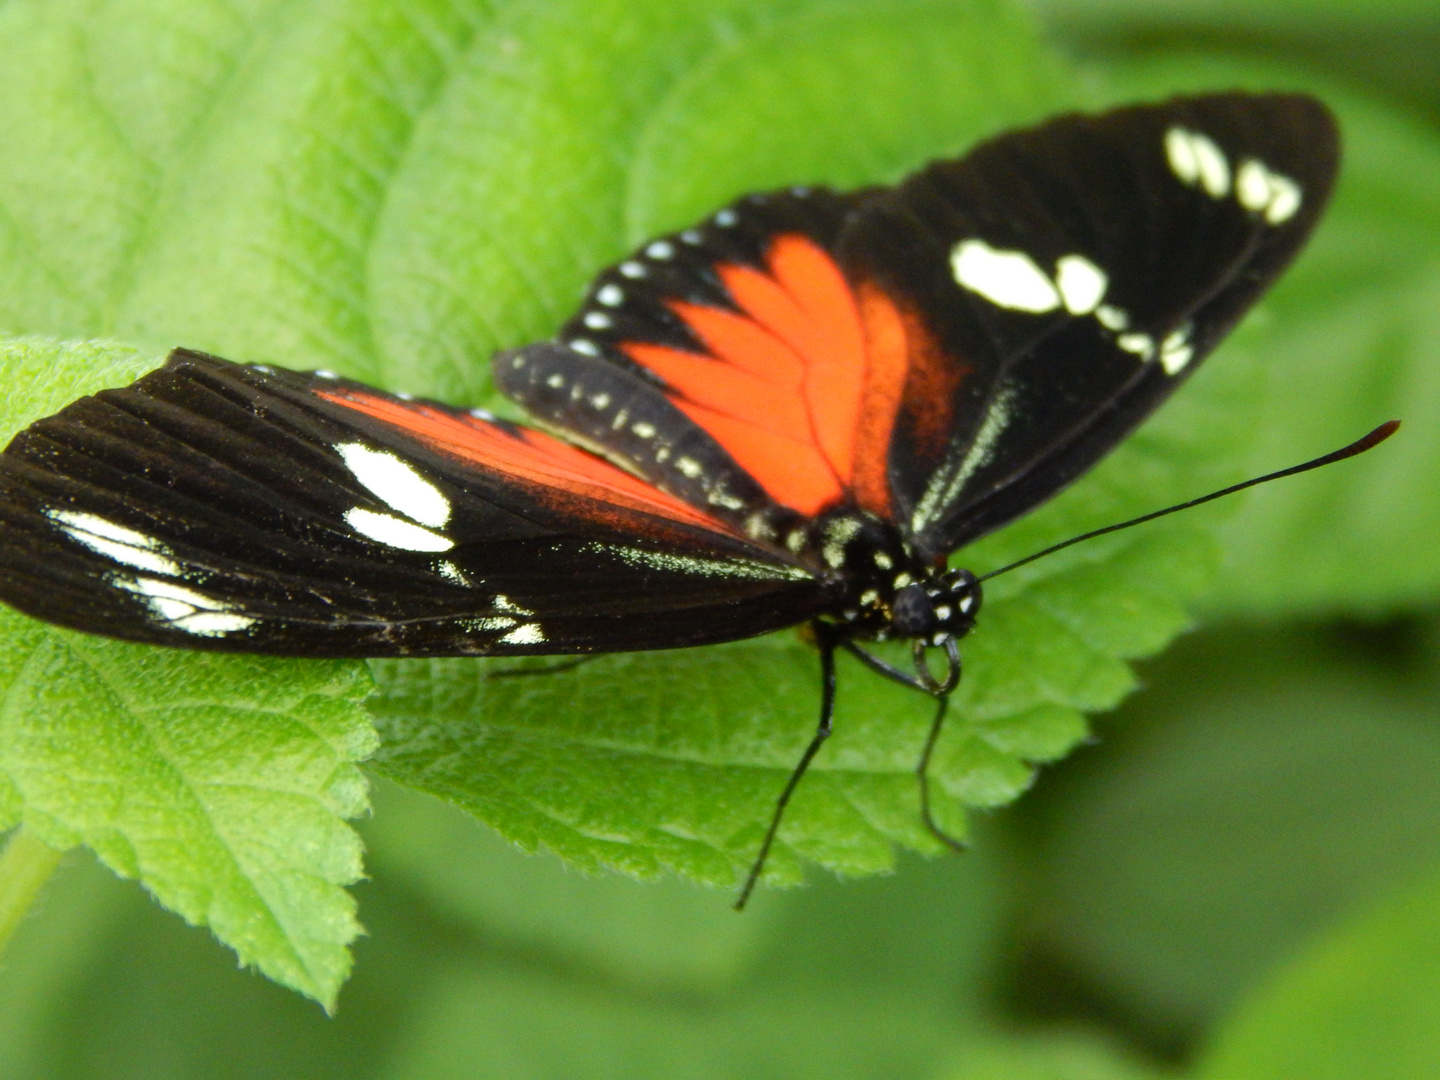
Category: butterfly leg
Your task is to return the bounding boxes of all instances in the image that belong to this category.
[733,622,840,911]
[845,639,968,853]
[916,691,967,853]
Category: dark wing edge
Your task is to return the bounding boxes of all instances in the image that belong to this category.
[0,350,832,657]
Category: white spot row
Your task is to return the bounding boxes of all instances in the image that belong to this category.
[950,238,1198,378]
[951,240,1109,317]
[1166,126,1302,224]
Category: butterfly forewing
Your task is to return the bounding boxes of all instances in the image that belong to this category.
[496,93,1338,563]
[843,92,1339,553]
[0,350,829,656]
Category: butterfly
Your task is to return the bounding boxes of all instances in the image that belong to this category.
[0,92,1357,903]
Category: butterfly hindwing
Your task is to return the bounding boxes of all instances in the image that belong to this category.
[494,186,916,538]
[0,350,828,656]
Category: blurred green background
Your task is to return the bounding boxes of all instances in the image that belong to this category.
[4,0,1440,1077]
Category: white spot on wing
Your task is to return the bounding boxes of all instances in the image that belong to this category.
[115,577,256,637]
[1055,255,1107,315]
[1095,304,1129,331]
[1166,127,1229,198]
[47,510,181,577]
[1118,332,1154,359]
[1165,126,1200,185]
[495,594,534,615]
[1159,327,1195,375]
[646,240,674,259]
[583,311,612,330]
[619,261,646,278]
[569,339,600,356]
[336,443,450,527]
[500,623,546,645]
[463,616,516,632]
[1237,158,1302,224]
[436,560,467,585]
[675,456,703,479]
[1264,174,1302,224]
[951,239,1061,313]
[596,284,624,306]
[1236,159,1272,212]
[343,508,453,552]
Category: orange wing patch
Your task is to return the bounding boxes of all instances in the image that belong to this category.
[620,234,917,519]
[314,389,731,533]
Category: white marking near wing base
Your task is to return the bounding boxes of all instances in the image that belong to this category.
[500,623,546,645]
[950,240,1061,313]
[47,510,182,577]
[594,543,812,581]
[344,508,453,552]
[336,443,451,527]
[463,616,517,633]
[910,386,1016,534]
[1095,304,1129,331]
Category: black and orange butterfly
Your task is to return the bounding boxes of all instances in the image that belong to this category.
[0,92,1388,902]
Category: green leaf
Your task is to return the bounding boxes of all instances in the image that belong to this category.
[1012,624,1440,1045]
[1096,54,1440,614]
[0,608,377,1007]
[1198,859,1440,1080]
[359,0,1269,889]
[0,0,1310,979]
[362,777,779,990]
[942,1031,1165,1080]
[0,335,160,445]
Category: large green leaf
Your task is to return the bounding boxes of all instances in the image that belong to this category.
[1010,623,1440,1047]
[0,607,375,1007]
[0,0,1326,994]
[1198,859,1440,1080]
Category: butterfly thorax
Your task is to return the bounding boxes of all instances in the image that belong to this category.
[800,509,982,648]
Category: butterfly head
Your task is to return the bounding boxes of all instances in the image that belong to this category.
[890,568,982,648]
[811,510,982,649]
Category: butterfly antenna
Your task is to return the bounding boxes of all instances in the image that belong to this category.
[979,421,1399,584]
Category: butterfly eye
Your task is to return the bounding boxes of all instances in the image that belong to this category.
[890,583,935,637]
